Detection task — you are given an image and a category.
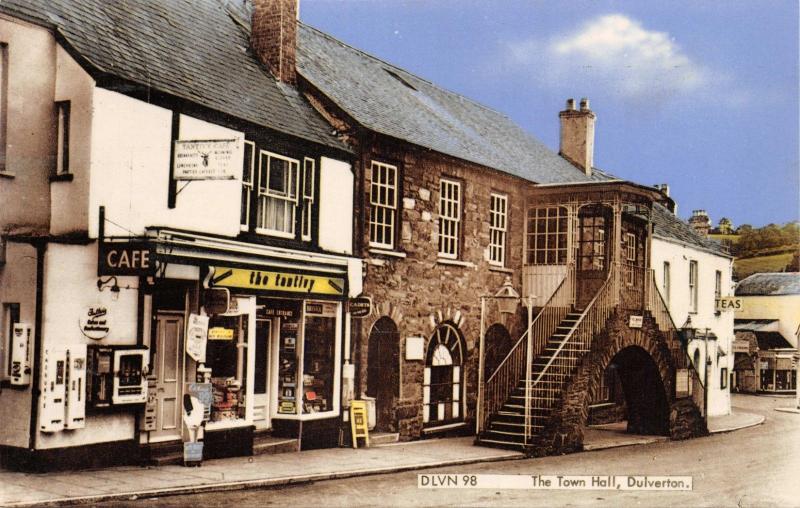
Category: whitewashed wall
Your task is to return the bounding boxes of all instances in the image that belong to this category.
[737,295,800,349]
[50,45,95,235]
[37,243,139,449]
[651,236,734,416]
[88,89,244,239]
[318,156,353,255]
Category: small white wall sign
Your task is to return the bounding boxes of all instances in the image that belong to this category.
[628,315,643,329]
[405,336,425,361]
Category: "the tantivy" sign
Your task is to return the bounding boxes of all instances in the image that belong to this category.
[208,266,345,296]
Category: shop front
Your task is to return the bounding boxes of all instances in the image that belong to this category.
[140,230,359,461]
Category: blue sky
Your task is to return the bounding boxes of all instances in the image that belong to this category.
[301,0,799,228]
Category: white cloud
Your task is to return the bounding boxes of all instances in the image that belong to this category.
[507,14,714,103]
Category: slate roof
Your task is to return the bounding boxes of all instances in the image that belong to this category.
[651,203,730,256]
[735,273,800,296]
[0,0,348,152]
[296,23,595,184]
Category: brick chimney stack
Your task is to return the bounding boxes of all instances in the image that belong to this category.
[251,0,298,84]
[559,97,596,177]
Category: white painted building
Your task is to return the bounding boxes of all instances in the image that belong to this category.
[650,203,735,417]
[0,0,360,470]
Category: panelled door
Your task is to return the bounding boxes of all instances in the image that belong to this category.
[152,312,184,441]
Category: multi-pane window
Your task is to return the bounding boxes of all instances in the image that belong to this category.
[240,141,255,230]
[488,193,507,266]
[663,262,671,305]
[368,161,398,249]
[55,101,71,175]
[714,270,722,300]
[624,232,636,285]
[438,179,461,258]
[0,44,7,172]
[301,158,315,241]
[526,207,568,265]
[578,215,606,271]
[423,323,464,426]
[689,260,699,313]
[257,150,299,237]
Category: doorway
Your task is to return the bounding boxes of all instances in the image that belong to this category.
[576,205,611,308]
[253,318,272,428]
[366,317,399,432]
[152,312,184,442]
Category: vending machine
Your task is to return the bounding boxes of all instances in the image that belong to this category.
[87,345,148,407]
[10,323,32,386]
[39,346,67,433]
[65,344,87,429]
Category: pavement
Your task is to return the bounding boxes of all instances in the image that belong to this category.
[0,408,766,508]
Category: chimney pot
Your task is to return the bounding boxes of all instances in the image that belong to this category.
[566,98,576,111]
[580,97,590,111]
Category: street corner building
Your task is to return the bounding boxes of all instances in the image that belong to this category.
[0,0,733,471]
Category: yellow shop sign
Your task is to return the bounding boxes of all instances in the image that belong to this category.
[209,266,345,296]
[208,327,234,341]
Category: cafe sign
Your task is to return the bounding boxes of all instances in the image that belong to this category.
[173,139,239,180]
[209,266,345,296]
[98,241,154,276]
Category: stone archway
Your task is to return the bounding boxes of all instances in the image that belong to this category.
[608,346,670,435]
[531,312,706,456]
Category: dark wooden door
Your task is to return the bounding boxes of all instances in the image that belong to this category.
[366,317,399,432]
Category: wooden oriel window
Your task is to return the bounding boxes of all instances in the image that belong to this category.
[526,206,568,265]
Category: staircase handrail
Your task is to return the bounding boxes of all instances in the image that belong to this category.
[485,270,570,385]
[646,269,706,397]
[530,270,615,389]
[480,266,573,433]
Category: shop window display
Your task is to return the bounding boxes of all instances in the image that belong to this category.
[302,303,336,413]
[205,314,248,421]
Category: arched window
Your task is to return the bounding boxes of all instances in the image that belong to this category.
[423,323,465,426]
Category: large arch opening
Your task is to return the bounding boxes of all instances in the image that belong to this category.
[366,317,400,432]
[610,345,671,436]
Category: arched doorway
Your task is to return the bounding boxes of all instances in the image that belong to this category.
[366,317,400,432]
[611,346,670,435]
[423,322,465,427]
[483,323,512,379]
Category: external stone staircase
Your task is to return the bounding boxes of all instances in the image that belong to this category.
[478,311,586,449]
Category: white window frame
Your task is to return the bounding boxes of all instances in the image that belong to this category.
[368,161,398,249]
[256,150,299,239]
[55,100,70,175]
[489,193,507,266]
[240,141,255,231]
[526,206,569,265]
[438,179,462,259]
[662,261,671,305]
[714,270,722,299]
[689,260,699,313]
[301,157,315,242]
[624,232,636,286]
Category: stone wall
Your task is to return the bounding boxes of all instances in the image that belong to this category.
[353,135,531,439]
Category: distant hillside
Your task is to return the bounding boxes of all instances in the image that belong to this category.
[714,221,799,280]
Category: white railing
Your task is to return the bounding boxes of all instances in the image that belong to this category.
[479,266,574,434]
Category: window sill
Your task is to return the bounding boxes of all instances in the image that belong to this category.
[49,173,74,182]
[489,265,514,274]
[254,228,295,240]
[0,171,16,179]
[437,258,475,268]
[368,248,407,259]
[588,402,616,409]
